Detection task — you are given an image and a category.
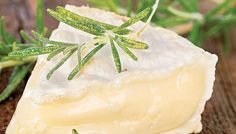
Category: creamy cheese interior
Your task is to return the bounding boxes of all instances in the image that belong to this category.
[8,59,206,134]
[6,5,218,134]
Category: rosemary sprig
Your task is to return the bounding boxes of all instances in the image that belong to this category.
[9,5,151,80]
[52,6,131,35]
[88,0,236,52]
[0,0,44,102]
[47,9,106,36]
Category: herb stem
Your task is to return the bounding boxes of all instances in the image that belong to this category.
[137,0,160,36]
[167,6,203,21]
[113,7,151,32]
[0,57,36,70]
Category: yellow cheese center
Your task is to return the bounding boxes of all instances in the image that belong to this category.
[7,61,206,134]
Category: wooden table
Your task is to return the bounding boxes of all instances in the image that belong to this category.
[0,0,236,133]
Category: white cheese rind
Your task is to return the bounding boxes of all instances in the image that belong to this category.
[6,5,218,134]
[26,5,217,103]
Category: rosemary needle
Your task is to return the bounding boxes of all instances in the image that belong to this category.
[189,21,202,46]
[32,31,78,47]
[47,48,77,80]
[20,30,38,45]
[55,6,131,35]
[116,40,138,61]
[81,44,105,67]
[0,64,32,102]
[68,44,105,80]
[9,45,62,57]
[56,7,114,30]
[76,44,85,69]
[0,41,10,53]
[127,0,132,17]
[204,0,232,20]
[63,46,78,54]
[177,0,196,12]
[110,38,121,73]
[115,36,149,49]
[47,47,66,61]
[31,31,48,43]
[0,17,18,44]
[47,9,106,36]
[36,0,44,33]
[113,7,151,32]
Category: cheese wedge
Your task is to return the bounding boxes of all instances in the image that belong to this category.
[6,5,218,134]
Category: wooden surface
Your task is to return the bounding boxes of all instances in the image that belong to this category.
[0,0,236,133]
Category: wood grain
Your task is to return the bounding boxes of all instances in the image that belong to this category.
[0,0,236,134]
[200,40,236,134]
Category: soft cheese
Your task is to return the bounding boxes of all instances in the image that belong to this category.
[6,5,218,134]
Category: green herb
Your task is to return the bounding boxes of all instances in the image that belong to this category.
[127,0,132,17]
[177,0,196,12]
[47,47,66,61]
[36,0,44,33]
[110,38,121,73]
[10,5,151,80]
[32,31,77,46]
[188,21,202,46]
[47,9,106,36]
[204,0,232,20]
[2,0,233,106]
[47,48,77,80]
[0,0,45,102]
[68,44,104,80]
[113,7,151,32]
[54,6,131,35]
[115,36,149,49]
[0,17,18,45]
[88,0,118,12]
[116,41,138,61]
[20,30,38,45]
[0,64,32,102]
[9,46,62,57]
[88,0,236,51]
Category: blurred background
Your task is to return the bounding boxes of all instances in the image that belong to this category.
[0,0,236,133]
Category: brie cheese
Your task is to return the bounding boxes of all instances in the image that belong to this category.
[6,5,218,134]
